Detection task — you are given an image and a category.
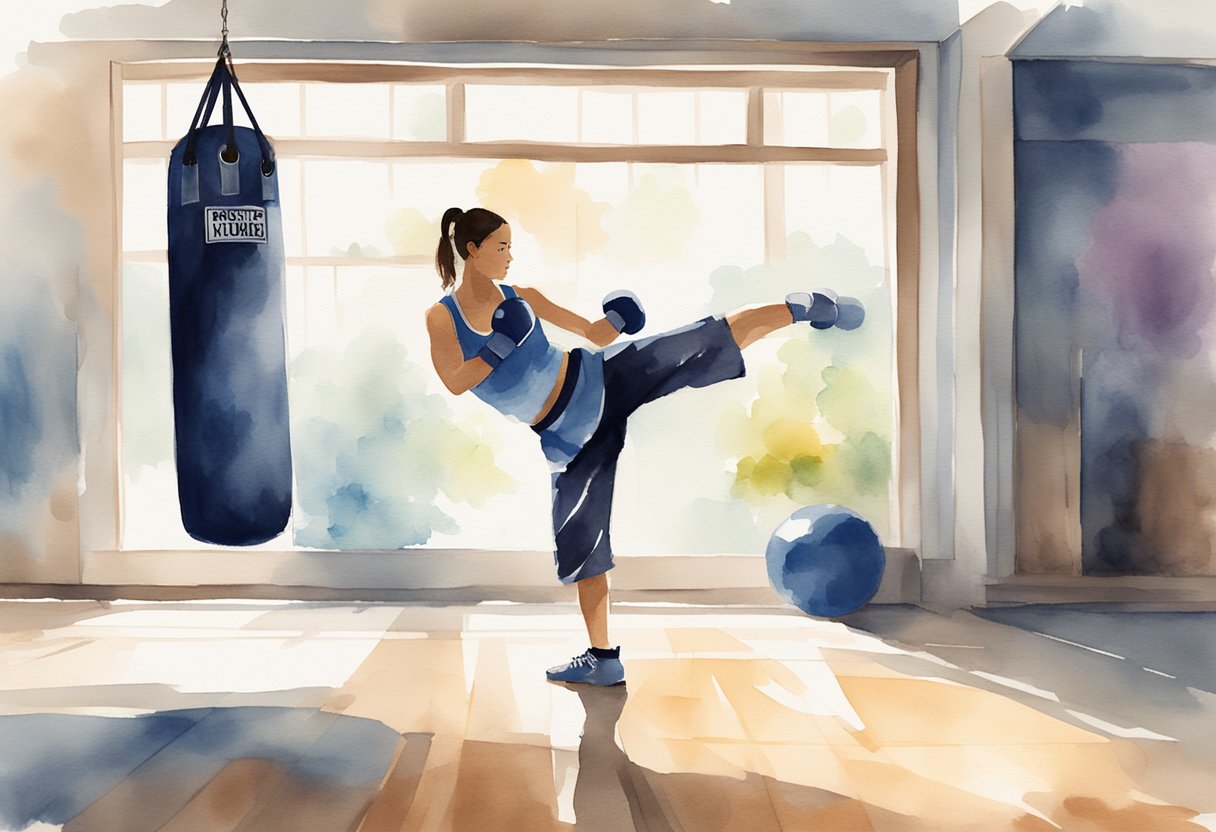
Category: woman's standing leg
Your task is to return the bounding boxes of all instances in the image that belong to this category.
[577,572,610,649]
[545,419,628,686]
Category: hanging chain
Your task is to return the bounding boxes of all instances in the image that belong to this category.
[218,0,230,57]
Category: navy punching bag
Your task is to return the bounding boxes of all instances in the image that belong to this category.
[166,55,292,545]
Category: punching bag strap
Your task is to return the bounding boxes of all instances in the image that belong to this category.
[179,58,226,204]
[230,70,276,175]
[182,57,227,167]
[218,69,240,196]
[220,58,237,164]
[179,10,275,177]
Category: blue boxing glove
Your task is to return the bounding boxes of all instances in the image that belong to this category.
[786,290,839,330]
[603,290,646,335]
[834,296,866,331]
[478,296,536,368]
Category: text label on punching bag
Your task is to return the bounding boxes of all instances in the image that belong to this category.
[205,206,268,244]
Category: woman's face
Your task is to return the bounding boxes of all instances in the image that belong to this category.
[468,223,513,280]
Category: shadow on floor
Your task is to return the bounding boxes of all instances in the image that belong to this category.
[0,694,901,832]
[842,603,1216,820]
[569,685,899,832]
[0,707,403,832]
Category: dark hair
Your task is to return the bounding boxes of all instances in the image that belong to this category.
[435,207,508,290]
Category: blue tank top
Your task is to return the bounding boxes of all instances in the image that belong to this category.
[439,284,566,423]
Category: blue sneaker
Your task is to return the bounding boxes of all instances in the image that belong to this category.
[546,649,625,686]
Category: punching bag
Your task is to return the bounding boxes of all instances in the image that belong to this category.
[166,56,292,546]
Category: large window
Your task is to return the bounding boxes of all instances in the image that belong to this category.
[118,62,900,555]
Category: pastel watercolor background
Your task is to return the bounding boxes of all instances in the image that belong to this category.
[3,0,1216,829]
[0,0,1208,582]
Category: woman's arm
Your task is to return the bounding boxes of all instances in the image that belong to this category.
[515,286,620,348]
[426,303,494,394]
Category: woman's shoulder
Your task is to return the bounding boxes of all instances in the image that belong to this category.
[509,284,544,301]
[426,298,456,324]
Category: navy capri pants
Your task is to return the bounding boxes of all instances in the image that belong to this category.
[532,316,746,584]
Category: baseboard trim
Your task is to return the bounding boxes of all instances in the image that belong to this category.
[985,575,1216,608]
[0,548,922,607]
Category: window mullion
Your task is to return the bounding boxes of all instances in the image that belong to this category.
[448,81,466,144]
[747,85,763,147]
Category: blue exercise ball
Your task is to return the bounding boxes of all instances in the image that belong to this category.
[765,504,885,617]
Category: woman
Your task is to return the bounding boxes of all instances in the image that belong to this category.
[425,206,861,686]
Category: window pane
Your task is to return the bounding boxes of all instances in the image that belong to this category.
[234,82,303,138]
[123,159,167,252]
[301,160,393,257]
[392,84,446,141]
[785,164,887,267]
[765,91,831,147]
[636,90,697,144]
[297,266,342,349]
[392,159,487,220]
[830,90,882,148]
[561,162,767,322]
[694,163,765,266]
[698,90,747,145]
[165,82,204,140]
[580,90,633,144]
[123,83,162,142]
[276,159,305,257]
[468,85,747,146]
[465,85,579,143]
[765,89,884,149]
[305,83,391,139]
[121,261,177,550]
[387,160,489,257]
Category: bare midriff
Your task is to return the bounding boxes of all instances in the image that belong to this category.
[530,351,570,426]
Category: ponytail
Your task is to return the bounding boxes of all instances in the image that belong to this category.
[434,206,508,290]
[435,207,463,290]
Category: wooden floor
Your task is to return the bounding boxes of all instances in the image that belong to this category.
[0,599,1212,831]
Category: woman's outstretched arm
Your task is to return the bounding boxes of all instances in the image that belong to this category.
[514,286,621,348]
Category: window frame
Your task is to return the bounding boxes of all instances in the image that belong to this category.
[112,54,921,553]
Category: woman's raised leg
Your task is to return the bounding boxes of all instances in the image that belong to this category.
[726,304,793,350]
